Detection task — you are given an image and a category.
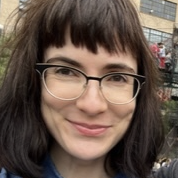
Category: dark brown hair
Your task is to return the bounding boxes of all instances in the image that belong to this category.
[0,0,164,178]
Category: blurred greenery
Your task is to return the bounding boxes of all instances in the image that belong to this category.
[162,100,178,132]
[161,100,178,158]
[0,36,11,84]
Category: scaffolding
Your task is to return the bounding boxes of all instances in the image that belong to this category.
[160,23,178,158]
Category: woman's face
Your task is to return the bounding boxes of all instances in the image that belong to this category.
[41,36,137,162]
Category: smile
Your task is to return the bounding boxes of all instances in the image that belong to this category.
[68,120,111,136]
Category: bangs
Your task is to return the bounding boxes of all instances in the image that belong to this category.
[35,0,144,56]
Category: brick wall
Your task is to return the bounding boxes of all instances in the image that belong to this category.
[0,0,19,30]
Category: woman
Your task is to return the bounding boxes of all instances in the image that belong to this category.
[0,0,164,178]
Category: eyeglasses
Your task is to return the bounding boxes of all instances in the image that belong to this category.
[36,63,145,105]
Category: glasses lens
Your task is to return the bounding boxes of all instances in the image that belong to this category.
[101,74,139,104]
[41,65,141,104]
[43,66,86,100]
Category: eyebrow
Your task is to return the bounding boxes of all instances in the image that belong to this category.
[103,63,136,74]
[47,57,82,68]
[46,56,136,74]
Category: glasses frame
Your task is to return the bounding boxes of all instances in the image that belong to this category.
[36,63,145,104]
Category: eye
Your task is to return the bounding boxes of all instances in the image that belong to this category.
[108,74,127,82]
[55,67,77,77]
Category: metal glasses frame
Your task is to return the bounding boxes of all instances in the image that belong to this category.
[36,63,146,104]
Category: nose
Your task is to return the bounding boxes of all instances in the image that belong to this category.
[76,81,108,116]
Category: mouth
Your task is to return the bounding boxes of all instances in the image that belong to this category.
[67,120,111,136]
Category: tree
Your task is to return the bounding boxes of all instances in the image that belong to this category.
[160,100,178,158]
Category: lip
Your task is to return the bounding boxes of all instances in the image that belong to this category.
[68,120,111,136]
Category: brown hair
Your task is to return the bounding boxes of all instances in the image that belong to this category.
[0,0,164,178]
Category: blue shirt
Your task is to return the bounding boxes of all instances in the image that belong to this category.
[0,155,128,178]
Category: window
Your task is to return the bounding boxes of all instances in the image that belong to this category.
[140,0,177,21]
[19,0,28,10]
[143,27,172,48]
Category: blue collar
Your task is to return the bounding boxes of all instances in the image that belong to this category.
[43,155,128,178]
[0,155,128,178]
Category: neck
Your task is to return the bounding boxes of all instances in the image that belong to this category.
[50,143,113,178]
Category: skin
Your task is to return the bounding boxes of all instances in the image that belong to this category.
[41,35,138,178]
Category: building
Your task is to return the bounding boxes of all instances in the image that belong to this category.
[0,0,20,32]
[132,0,178,48]
[0,0,177,40]
[131,1,178,158]
[132,0,178,100]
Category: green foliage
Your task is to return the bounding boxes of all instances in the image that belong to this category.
[161,100,178,134]
[160,100,178,158]
[0,58,7,82]
[0,36,11,83]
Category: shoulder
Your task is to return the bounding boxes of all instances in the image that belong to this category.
[153,159,178,178]
[0,168,6,178]
[0,168,21,178]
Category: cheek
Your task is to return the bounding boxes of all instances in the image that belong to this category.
[113,101,136,121]
[104,102,136,149]
[40,88,67,128]
[41,87,67,112]
[40,89,67,135]
[112,102,136,134]
[120,104,135,128]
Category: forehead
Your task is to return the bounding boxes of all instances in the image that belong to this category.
[44,40,138,75]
